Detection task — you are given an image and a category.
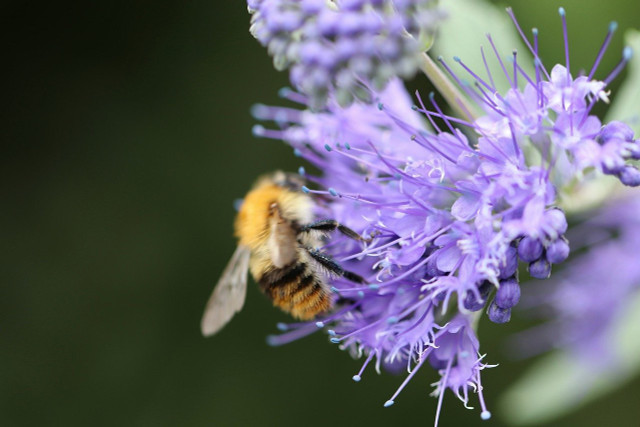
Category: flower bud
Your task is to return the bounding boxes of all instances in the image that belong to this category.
[544,209,568,235]
[597,121,634,143]
[529,259,551,279]
[546,238,570,264]
[620,166,640,187]
[495,278,521,308]
[518,237,543,262]
[463,281,492,312]
[499,246,518,279]
[487,301,511,323]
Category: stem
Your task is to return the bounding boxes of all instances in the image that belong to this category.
[470,310,482,332]
[419,52,479,122]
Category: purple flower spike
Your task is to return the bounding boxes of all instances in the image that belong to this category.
[253,6,639,425]
[247,0,445,108]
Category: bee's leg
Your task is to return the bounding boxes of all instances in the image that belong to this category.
[305,247,366,284]
[300,220,372,242]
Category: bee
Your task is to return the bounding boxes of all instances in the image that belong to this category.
[201,171,369,336]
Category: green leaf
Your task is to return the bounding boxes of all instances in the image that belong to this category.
[498,289,640,425]
[432,0,534,94]
[606,30,640,134]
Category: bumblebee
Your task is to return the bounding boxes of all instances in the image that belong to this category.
[201,171,368,336]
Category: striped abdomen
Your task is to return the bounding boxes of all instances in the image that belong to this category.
[257,261,331,320]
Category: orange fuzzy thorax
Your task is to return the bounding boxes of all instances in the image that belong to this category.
[234,181,313,251]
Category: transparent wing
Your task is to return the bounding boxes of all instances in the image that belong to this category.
[200,245,251,336]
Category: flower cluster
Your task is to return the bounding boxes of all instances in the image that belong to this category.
[513,193,640,368]
[596,121,640,185]
[247,0,444,108]
[250,6,636,425]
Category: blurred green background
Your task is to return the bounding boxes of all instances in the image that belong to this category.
[3,1,640,426]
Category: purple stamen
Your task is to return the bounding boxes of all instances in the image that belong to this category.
[374,256,433,287]
[276,322,289,331]
[340,237,405,262]
[507,11,551,80]
[395,303,436,342]
[329,147,406,177]
[302,187,329,195]
[506,8,535,61]
[252,124,281,139]
[588,21,618,80]
[513,60,536,87]
[559,7,571,85]
[266,322,321,346]
[508,122,522,160]
[338,194,412,207]
[533,57,544,108]
[434,357,454,427]
[454,56,494,92]
[478,127,521,167]
[428,92,469,147]
[579,97,603,128]
[385,110,459,164]
[437,57,488,108]
[480,46,497,91]
[416,91,443,133]
[473,81,501,111]
[415,107,475,128]
[512,50,518,88]
[386,348,432,411]
[278,86,308,104]
[486,34,514,88]
[539,134,552,180]
[353,351,375,382]
[604,47,632,85]
[363,141,433,186]
[332,299,431,342]
[340,192,408,205]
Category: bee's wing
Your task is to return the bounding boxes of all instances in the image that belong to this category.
[200,245,251,337]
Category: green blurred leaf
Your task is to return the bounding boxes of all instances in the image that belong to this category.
[499,290,640,425]
[606,30,640,134]
[433,0,534,93]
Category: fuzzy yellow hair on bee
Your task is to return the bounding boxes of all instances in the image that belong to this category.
[201,171,369,336]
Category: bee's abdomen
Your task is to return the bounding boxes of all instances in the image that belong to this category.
[258,262,331,320]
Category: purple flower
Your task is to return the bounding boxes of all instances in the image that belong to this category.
[596,120,640,185]
[427,315,495,424]
[251,7,637,425]
[513,193,640,369]
[461,11,639,189]
[247,0,445,108]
